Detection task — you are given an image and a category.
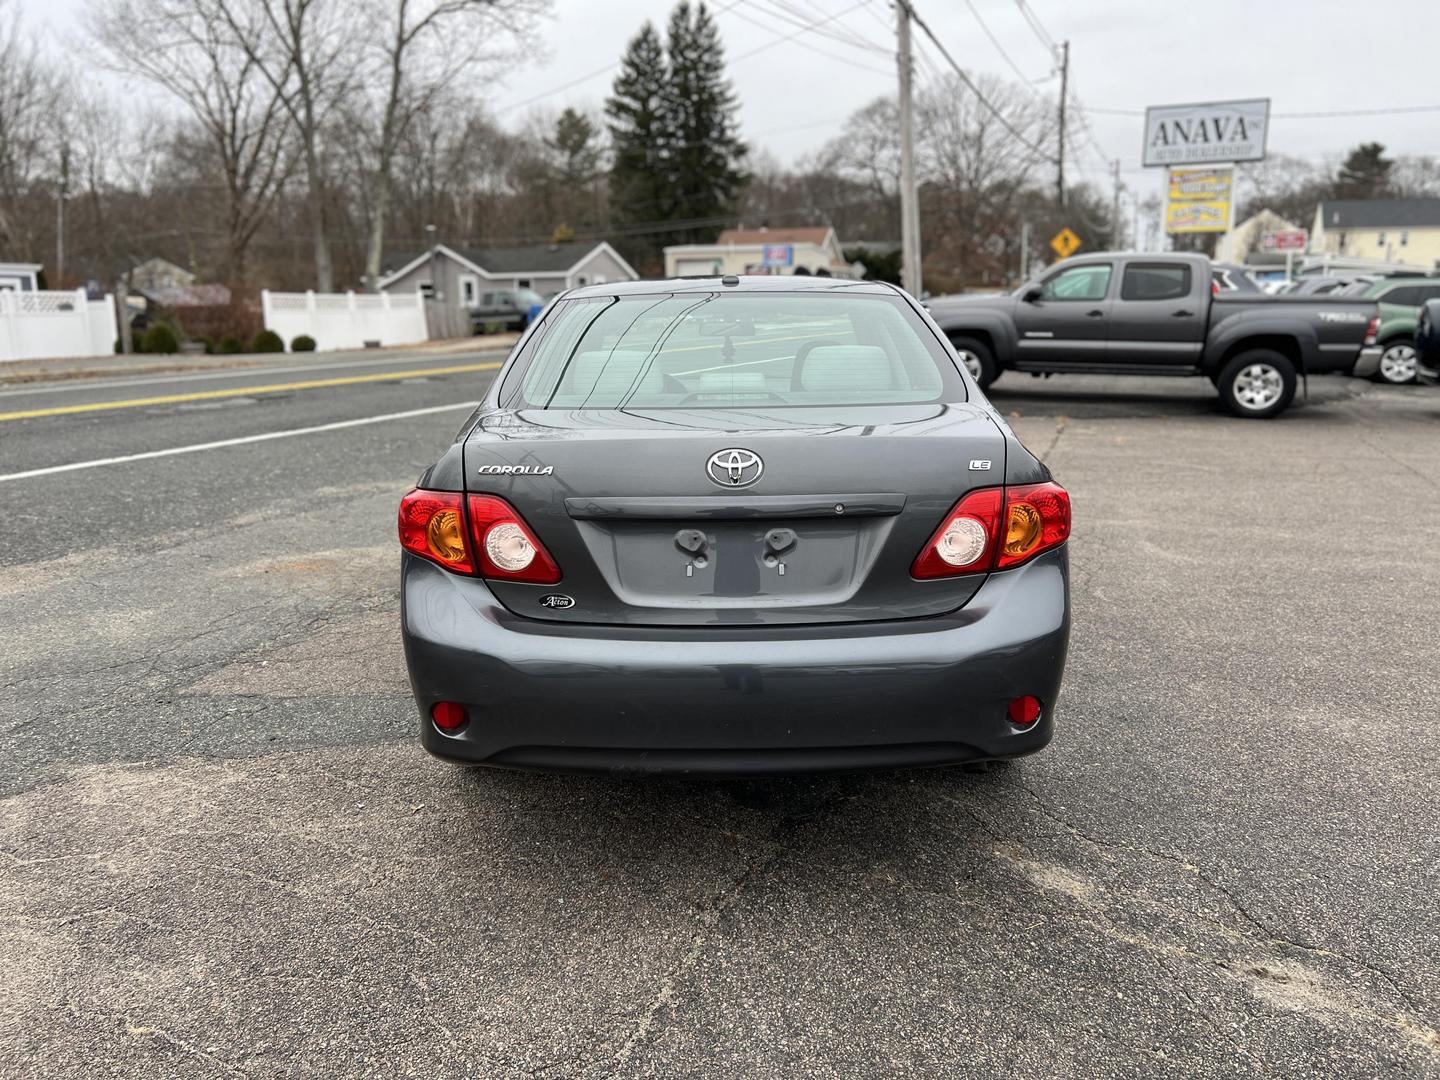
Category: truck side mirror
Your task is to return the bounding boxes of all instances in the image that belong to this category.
[1023,287,1043,303]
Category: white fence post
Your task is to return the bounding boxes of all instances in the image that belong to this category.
[0,290,15,360]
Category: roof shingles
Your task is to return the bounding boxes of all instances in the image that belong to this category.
[1319,198,1440,229]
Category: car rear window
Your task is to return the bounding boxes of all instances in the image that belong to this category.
[499,291,965,410]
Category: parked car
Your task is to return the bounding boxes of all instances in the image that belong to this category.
[469,287,543,333]
[399,275,1071,773]
[1415,298,1440,386]
[1346,278,1440,384]
[927,253,1380,418]
[1281,275,1368,296]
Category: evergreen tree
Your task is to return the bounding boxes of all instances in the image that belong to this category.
[546,108,604,232]
[606,23,672,255]
[1335,143,1394,199]
[663,1,747,246]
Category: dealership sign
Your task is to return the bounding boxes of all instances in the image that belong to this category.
[1143,98,1269,167]
[761,244,793,268]
[1263,229,1308,251]
[1165,166,1234,234]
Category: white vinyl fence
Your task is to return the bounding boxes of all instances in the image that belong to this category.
[0,289,117,363]
[261,289,428,351]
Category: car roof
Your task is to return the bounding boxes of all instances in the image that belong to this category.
[561,275,898,300]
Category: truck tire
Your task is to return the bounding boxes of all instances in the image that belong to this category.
[1216,350,1297,419]
[949,335,998,389]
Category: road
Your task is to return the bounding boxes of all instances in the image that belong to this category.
[1,353,1438,1078]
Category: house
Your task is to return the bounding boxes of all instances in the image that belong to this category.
[377,242,638,306]
[1310,198,1440,269]
[1214,209,1301,265]
[129,257,195,293]
[663,227,865,278]
[0,262,42,292]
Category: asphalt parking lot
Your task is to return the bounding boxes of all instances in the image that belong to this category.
[2,360,1438,1078]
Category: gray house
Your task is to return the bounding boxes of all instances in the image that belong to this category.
[0,262,42,292]
[377,242,638,306]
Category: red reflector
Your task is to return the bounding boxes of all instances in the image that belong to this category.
[431,701,468,732]
[1007,695,1042,727]
[1364,314,1380,345]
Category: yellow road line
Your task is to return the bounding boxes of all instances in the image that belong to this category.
[0,362,503,422]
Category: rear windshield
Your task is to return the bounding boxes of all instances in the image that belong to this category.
[499,291,964,410]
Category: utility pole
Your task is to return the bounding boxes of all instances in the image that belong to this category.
[1055,40,1069,209]
[1111,159,1123,249]
[1019,221,1031,283]
[896,0,922,297]
[56,145,70,286]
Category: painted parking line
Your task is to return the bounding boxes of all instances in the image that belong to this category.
[0,362,502,422]
[0,402,480,484]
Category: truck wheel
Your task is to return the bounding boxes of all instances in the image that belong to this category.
[1376,341,1417,384]
[949,335,998,389]
[1216,350,1296,419]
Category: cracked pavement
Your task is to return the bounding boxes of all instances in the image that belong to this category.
[1,362,1438,1077]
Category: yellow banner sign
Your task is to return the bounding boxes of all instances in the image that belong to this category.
[1166,165,1233,234]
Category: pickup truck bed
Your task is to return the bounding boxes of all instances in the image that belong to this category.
[927,252,1379,418]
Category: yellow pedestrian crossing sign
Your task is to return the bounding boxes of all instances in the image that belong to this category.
[1050,227,1081,259]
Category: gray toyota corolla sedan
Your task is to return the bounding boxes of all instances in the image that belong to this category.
[400,275,1071,773]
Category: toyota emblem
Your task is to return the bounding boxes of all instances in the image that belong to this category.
[706,448,763,488]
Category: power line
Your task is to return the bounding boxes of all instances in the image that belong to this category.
[753,0,889,55]
[900,1,1051,161]
[1080,103,1440,119]
[1012,0,1057,53]
[961,0,1041,85]
[727,0,889,73]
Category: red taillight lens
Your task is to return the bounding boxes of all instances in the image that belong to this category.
[1364,313,1380,345]
[912,481,1070,579]
[997,482,1071,570]
[399,489,474,573]
[1211,279,1220,297]
[467,494,562,584]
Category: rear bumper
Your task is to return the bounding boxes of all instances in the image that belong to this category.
[401,548,1070,774]
[1352,345,1383,378]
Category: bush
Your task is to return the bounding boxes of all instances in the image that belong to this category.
[142,323,180,355]
[217,335,244,354]
[291,334,316,352]
[251,329,284,353]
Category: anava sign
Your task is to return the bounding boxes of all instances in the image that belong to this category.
[1142,99,1269,167]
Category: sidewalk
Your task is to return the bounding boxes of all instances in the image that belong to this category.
[0,333,518,386]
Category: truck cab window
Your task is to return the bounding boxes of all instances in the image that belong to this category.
[1040,264,1112,302]
[1122,264,1191,302]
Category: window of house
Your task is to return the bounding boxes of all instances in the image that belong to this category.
[459,275,478,305]
[1338,232,1347,252]
[517,279,531,289]
[1377,231,1387,246]
[419,282,435,300]
[1401,231,1410,247]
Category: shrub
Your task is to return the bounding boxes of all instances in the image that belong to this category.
[291,334,316,352]
[251,329,284,353]
[218,335,244,354]
[142,323,180,355]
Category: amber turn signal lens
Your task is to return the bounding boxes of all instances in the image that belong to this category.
[1004,501,1044,559]
[426,508,467,564]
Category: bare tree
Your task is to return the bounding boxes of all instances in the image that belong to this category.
[208,0,357,291]
[0,0,58,256]
[351,0,546,289]
[87,0,294,280]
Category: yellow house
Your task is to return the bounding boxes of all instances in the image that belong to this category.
[1310,198,1440,269]
[663,227,864,278]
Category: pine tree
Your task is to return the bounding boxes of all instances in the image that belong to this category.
[606,23,672,255]
[1335,143,1394,200]
[664,1,747,246]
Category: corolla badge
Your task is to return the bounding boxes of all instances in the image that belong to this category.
[477,464,554,475]
[706,448,763,488]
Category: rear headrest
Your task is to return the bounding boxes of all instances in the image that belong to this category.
[799,345,893,393]
[562,350,663,399]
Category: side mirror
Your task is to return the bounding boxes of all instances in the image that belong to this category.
[1023,287,1043,303]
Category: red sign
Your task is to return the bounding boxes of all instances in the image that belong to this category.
[1263,229,1307,251]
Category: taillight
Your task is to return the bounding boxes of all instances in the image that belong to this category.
[467,494,562,584]
[399,489,474,573]
[1211,279,1220,297]
[912,482,1070,579]
[1364,313,1380,345]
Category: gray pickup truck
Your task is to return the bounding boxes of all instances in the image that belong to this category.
[927,253,1381,418]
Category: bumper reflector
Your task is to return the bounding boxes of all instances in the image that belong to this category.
[1007,695,1042,727]
[431,701,468,732]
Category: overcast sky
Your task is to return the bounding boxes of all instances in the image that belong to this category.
[35,0,1440,211]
